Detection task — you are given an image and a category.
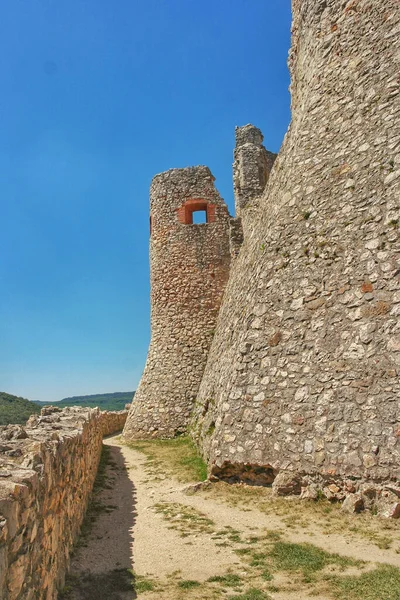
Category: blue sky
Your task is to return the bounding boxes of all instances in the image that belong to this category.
[0,0,292,402]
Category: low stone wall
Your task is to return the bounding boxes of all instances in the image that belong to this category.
[100,409,128,437]
[0,406,127,600]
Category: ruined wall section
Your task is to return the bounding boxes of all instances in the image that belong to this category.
[0,407,127,600]
[229,124,276,256]
[233,124,277,226]
[192,0,400,503]
[123,167,232,439]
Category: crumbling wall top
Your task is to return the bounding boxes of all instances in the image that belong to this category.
[235,124,264,147]
[233,123,277,218]
[149,164,230,231]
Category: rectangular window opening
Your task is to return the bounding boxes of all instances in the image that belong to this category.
[192,210,207,224]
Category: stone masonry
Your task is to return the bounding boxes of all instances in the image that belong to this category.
[123,167,232,439]
[124,0,399,513]
[0,407,127,600]
[190,0,400,512]
[233,124,277,220]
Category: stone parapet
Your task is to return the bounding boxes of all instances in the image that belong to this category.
[0,407,127,600]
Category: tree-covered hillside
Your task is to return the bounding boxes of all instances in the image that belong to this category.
[0,392,41,426]
[1,391,135,425]
[50,391,134,411]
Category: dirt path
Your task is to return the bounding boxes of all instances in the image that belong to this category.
[63,436,400,600]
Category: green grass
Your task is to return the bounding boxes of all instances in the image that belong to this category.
[247,536,261,545]
[250,552,268,567]
[208,573,242,587]
[329,565,400,600]
[227,532,399,600]
[128,436,207,482]
[154,502,214,536]
[230,589,271,600]
[264,530,282,542]
[177,580,201,589]
[134,574,157,593]
[261,569,273,581]
[269,542,359,577]
[234,548,252,556]
[215,526,244,544]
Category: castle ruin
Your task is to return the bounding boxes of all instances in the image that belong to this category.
[1,2,399,598]
[124,0,400,506]
[123,127,276,441]
[123,126,276,440]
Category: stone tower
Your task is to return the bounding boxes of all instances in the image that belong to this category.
[123,166,232,439]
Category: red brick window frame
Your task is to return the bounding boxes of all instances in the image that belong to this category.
[177,199,216,225]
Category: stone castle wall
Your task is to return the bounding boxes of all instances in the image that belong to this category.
[191,0,400,506]
[0,407,127,600]
[123,167,232,439]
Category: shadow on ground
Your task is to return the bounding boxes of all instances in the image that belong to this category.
[61,441,137,600]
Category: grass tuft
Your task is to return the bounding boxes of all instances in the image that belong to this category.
[261,569,273,581]
[128,436,207,482]
[208,573,242,587]
[269,541,359,577]
[134,573,157,593]
[177,580,201,589]
[329,564,400,600]
[154,502,214,536]
[250,552,268,567]
[230,588,271,600]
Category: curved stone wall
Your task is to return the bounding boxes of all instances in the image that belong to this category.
[192,0,400,498]
[123,166,232,439]
[0,407,127,600]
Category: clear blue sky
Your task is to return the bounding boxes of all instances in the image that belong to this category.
[0,0,292,402]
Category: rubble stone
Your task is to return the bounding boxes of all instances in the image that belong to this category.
[0,407,127,599]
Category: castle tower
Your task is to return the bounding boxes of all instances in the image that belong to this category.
[123,166,232,439]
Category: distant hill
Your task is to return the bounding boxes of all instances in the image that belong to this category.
[42,391,135,412]
[0,391,41,426]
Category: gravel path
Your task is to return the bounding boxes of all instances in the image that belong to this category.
[64,435,400,600]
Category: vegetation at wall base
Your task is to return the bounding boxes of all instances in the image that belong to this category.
[128,435,208,482]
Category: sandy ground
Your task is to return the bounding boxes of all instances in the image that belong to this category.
[64,436,400,600]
